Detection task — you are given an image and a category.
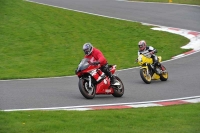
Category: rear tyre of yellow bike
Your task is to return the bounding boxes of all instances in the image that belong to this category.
[159,65,168,81]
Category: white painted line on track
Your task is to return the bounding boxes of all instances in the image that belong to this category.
[4,96,200,111]
[127,103,162,108]
[183,98,200,103]
[117,0,200,7]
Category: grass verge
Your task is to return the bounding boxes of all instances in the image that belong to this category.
[0,0,189,79]
[0,103,200,133]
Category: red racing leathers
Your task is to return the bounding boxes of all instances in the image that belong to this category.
[83,47,118,85]
[84,47,107,66]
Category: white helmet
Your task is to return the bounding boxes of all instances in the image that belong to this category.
[138,40,146,51]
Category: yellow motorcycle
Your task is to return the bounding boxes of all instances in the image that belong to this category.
[137,53,168,84]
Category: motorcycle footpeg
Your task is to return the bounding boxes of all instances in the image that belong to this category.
[162,70,167,73]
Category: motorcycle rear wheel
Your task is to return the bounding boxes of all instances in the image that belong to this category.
[78,78,95,99]
[112,76,124,97]
[140,68,152,84]
[159,65,168,81]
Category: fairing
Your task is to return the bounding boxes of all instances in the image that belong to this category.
[77,58,90,72]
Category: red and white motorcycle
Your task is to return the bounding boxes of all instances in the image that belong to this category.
[75,58,124,99]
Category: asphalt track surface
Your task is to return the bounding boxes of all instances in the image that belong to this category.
[1,0,200,110]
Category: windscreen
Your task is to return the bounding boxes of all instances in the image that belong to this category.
[77,58,90,71]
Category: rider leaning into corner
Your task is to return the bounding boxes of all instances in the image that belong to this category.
[82,42,119,85]
[137,40,161,73]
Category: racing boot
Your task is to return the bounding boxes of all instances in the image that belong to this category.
[153,61,161,74]
[110,76,120,85]
[102,64,120,85]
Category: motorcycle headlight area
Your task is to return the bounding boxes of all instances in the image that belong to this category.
[138,56,142,62]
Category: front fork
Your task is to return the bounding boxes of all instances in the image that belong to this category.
[88,76,92,88]
[141,64,153,76]
[80,75,92,88]
[141,63,149,73]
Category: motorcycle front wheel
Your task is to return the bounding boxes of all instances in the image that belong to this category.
[140,68,152,84]
[78,78,95,99]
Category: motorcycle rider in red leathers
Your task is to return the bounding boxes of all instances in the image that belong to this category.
[82,43,119,85]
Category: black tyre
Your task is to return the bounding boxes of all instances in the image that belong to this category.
[78,78,95,99]
[159,65,168,81]
[140,68,151,84]
[112,76,124,97]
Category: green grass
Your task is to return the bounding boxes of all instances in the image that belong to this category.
[0,1,199,133]
[129,0,200,5]
[0,103,200,133]
[0,0,189,79]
